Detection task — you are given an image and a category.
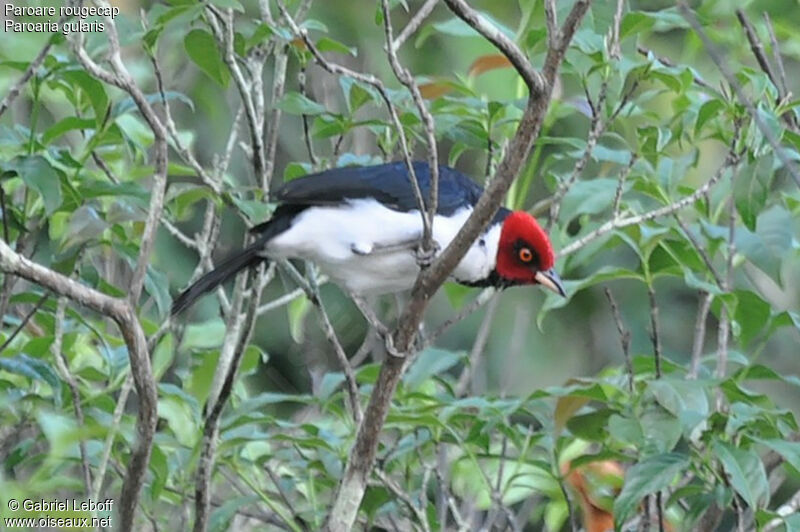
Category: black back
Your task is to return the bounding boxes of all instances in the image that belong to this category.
[251,161,510,234]
[274,161,491,214]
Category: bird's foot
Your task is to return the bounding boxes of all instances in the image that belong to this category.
[415,240,440,268]
[383,333,404,358]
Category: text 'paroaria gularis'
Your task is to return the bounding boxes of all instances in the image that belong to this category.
[171,161,565,315]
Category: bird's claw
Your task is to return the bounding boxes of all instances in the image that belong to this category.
[383,333,404,358]
[415,241,440,268]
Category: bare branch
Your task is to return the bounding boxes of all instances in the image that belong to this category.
[636,45,713,90]
[609,0,625,59]
[612,153,637,217]
[558,148,740,258]
[381,0,440,255]
[194,263,269,532]
[443,0,545,94]
[763,13,790,101]
[92,375,133,500]
[764,490,800,532]
[392,0,439,52]
[735,9,779,94]
[327,3,592,529]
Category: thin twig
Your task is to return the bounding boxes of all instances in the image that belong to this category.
[298,65,318,167]
[455,294,499,396]
[735,10,778,90]
[50,298,92,494]
[381,0,440,256]
[443,0,544,94]
[0,292,48,353]
[647,284,662,378]
[276,0,432,250]
[604,288,633,391]
[715,193,736,381]
[392,0,439,51]
[763,14,790,103]
[612,154,637,217]
[194,262,268,532]
[0,25,63,118]
[689,292,714,379]
[279,260,362,422]
[674,216,723,287]
[92,375,134,500]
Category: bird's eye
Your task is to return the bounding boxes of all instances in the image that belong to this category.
[518,247,533,263]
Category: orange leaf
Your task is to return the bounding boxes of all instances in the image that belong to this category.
[468,54,513,78]
[419,81,453,99]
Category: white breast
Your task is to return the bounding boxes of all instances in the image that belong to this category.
[264,199,500,294]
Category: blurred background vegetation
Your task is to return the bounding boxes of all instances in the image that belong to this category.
[1,0,799,530]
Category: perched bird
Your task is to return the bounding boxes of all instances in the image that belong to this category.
[171,161,565,315]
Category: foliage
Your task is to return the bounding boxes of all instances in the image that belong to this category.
[0,0,799,530]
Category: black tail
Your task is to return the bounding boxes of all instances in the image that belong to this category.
[171,242,266,315]
[171,205,302,315]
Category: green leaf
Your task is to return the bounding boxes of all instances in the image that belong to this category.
[209,495,260,532]
[208,0,244,13]
[316,36,356,56]
[6,156,63,215]
[620,12,656,40]
[60,205,107,250]
[61,70,109,125]
[566,408,615,441]
[113,91,194,117]
[714,441,769,510]
[559,178,618,221]
[404,348,462,389]
[288,295,311,343]
[694,99,725,136]
[0,354,62,401]
[735,156,774,231]
[284,162,311,181]
[613,452,689,527]
[41,116,96,144]
[184,29,230,87]
[276,91,328,115]
[230,197,274,225]
[158,395,198,446]
[736,206,794,283]
[181,318,226,350]
[756,438,800,473]
[732,290,771,346]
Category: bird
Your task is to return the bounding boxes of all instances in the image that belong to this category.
[171,161,565,315]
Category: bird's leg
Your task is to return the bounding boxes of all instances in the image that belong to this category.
[349,293,404,358]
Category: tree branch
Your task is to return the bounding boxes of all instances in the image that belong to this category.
[326,2,592,529]
[0,239,156,532]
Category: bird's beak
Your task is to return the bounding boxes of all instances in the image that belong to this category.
[534,268,566,297]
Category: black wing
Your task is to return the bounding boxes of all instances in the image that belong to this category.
[273,161,486,216]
